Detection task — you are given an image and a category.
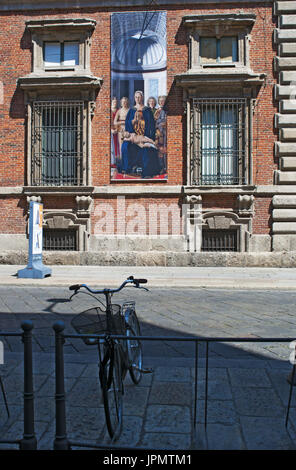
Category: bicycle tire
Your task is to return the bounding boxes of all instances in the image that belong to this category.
[125,309,143,385]
[100,345,123,440]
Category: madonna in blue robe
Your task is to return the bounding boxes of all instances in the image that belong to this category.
[121,100,161,178]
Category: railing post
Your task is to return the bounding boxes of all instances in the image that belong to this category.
[20,320,37,450]
[53,321,70,450]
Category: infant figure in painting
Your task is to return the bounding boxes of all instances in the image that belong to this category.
[123,131,157,149]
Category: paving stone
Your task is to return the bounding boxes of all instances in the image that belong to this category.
[34,397,55,423]
[228,368,272,388]
[154,366,191,382]
[232,387,284,417]
[123,385,150,416]
[0,419,48,450]
[199,424,246,450]
[36,376,76,398]
[0,404,22,431]
[0,358,22,377]
[140,432,191,450]
[149,382,192,406]
[240,416,295,450]
[196,400,238,425]
[3,374,48,405]
[102,415,143,448]
[68,377,102,408]
[145,405,191,433]
[195,379,232,400]
[266,368,296,407]
[67,405,106,443]
[191,367,229,382]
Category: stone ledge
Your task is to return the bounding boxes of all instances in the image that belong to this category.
[274,85,296,100]
[274,29,296,43]
[275,113,296,127]
[280,128,296,140]
[279,43,296,56]
[275,2,296,15]
[275,56,296,71]
[280,70,296,84]
[280,156,296,170]
[3,250,296,267]
[275,142,296,155]
[280,15,296,28]
[273,194,296,207]
[279,100,296,113]
[273,208,296,220]
[273,221,296,232]
[275,171,296,184]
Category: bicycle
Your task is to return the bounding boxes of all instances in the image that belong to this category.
[69,276,150,441]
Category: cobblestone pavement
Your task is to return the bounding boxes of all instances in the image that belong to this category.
[0,286,296,450]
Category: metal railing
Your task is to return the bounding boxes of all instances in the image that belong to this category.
[0,321,36,450]
[52,321,296,450]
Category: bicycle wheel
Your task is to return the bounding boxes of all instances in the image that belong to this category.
[126,309,143,385]
[100,345,123,440]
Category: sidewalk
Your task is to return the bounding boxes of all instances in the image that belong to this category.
[2,264,296,289]
[0,269,296,450]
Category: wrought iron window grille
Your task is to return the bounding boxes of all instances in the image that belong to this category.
[31,101,84,187]
[43,229,77,251]
[201,229,238,252]
[190,98,248,186]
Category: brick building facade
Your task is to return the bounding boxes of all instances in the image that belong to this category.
[0,0,295,265]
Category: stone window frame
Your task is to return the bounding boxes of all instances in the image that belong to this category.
[25,93,95,188]
[25,18,96,74]
[182,13,256,71]
[201,211,251,253]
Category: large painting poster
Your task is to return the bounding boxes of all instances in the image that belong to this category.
[111,11,167,180]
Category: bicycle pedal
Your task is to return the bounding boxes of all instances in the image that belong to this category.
[140,367,153,374]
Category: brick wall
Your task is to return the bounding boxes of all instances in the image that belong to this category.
[0,2,276,238]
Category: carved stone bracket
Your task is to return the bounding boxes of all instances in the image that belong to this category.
[27,195,42,205]
[76,195,93,216]
[186,194,202,206]
[237,194,254,216]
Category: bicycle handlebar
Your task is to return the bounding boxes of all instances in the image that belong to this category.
[69,276,148,295]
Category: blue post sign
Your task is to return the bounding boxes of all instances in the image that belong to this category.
[18,202,52,279]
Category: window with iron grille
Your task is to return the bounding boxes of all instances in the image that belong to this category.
[43,229,77,251]
[31,101,84,186]
[201,229,238,252]
[190,98,249,186]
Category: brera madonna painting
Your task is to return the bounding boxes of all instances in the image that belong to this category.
[110,11,167,181]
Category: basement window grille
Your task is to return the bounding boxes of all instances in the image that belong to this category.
[31,101,84,186]
[201,229,238,252]
[43,229,77,251]
[190,98,248,186]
